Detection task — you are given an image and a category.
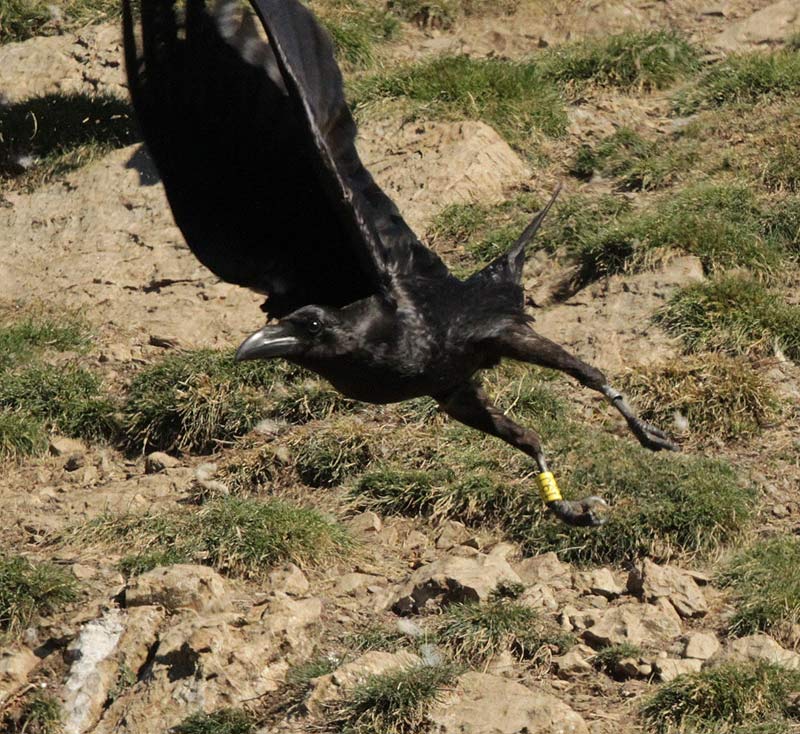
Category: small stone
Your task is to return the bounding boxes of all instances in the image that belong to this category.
[63,452,85,471]
[268,563,309,596]
[126,564,231,613]
[553,649,593,678]
[521,583,558,611]
[71,563,97,580]
[627,559,707,618]
[145,451,180,474]
[655,657,702,682]
[637,663,653,677]
[582,600,682,648]
[0,647,39,705]
[335,573,373,596]
[253,418,284,436]
[515,552,571,590]
[436,520,469,549]
[772,504,790,518]
[577,568,623,599]
[684,632,720,661]
[711,634,800,670]
[49,436,85,456]
[348,511,383,534]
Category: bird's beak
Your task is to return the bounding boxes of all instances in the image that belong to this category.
[235,323,303,361]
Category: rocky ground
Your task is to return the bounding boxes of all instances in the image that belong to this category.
[2,1,800,733]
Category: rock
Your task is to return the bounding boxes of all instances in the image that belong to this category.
[436,520,470,549]
[576,568,623,599]
[306,651,420,715]
[0,647,39,705]
[627,559,708,618]
[582,600,682,649]
[553,649,593,678]
[268,563,309,596]
[71,563,97,580]
[521,583,558,611]
[391,553,522,615]
[710,634,800,670]
[683,632,720,661]
[712,1,800,51]
[515,552,572,590]
[125,564,231,614]
[427,672,589,734]
[655,657,703,682]
[64,452,86,471]
[49,436,86,457]
[261,596,323,651]
[145,452,180,474]
[334,573,374,596]
[347,511,383,534]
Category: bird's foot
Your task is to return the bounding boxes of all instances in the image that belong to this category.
[548,496,608,527]
[627,416,679,452]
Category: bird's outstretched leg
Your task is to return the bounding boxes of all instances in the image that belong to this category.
[436,383,608,527]
[493,324,678,453]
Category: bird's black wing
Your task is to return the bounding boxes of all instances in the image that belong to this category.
[122,0,449,318]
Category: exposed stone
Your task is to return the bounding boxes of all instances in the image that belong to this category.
[334,573,374,596]
[391,553,522,614]
[49,436,86,457]
[655,657,703,682]
[521,583,558,611]
[515,552,572,590]
[576,568,623,599]
[582,600,682,649]
[306,651,420,715]
[627,559,708,618]
[712,1,800,51]
[683,632,720,661]
[125,564,231,614]
[428,672,589,734]
[260,596,323,651]
[71,563,97,580]
[435,520,470,549]
[710,634,800,670]
[553,648,593,678]
[347,511,383,534]
[268,563,309,597]
[0,647,39,705]
[144,452,180,474]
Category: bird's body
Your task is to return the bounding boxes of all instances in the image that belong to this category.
[123,0,677,527]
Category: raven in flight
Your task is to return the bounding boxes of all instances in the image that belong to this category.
[122,0,676,527]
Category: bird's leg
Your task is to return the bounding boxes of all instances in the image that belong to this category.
[494,324,678,452]
[436,383,608,528]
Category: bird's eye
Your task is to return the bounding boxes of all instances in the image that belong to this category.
[307,318,322,335]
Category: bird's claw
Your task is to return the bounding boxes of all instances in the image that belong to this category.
[628,417,679,452]
[548,496,608,527]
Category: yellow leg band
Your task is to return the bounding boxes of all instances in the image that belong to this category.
[537,472,563,503]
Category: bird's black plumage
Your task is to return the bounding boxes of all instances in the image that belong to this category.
[123,0,677,527]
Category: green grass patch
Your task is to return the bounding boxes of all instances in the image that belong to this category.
[352,401,755,564]
[84,495,350,578]
[541,30,699,91]
[0,0,121,43]
[0,555,77,635]
[314,0,399,67]
[3,692,63,734]
[620,354,777,442]
[640,662,800,734]
[593,642,643,676]
[293,426,373,488]
[172,708,254,734]
[676,47,800,113]
[269,377,360,424]
[570,127,697,191]
[120,350,285,454]
[387,0,518,30]
[655,275,800,361]
[0,92,137,188]
[117,548,186,577]
[0,309,88,371]
[0,408,48,458]
[0,363,117,442]
[329,662,459,734]
[351,55,568,150]
[718,536,800,641]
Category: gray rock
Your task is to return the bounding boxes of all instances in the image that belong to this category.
[712,0,800,51]
[0,647,39,705]
[49,436,86,457]
[683,632,720,661]
[553,649,593,678]
[655,657,702,682]
[126,564,231,614]
[627,559,707,618]
[391,553,522,614]
[515,552,571,590]
[347,511,383,534]
[710,634,800,670]
[576,568,623,599]
[268,563,309,596]
[428,672,589,734]
[145,452,180,474]
[435,520,470,549]
[582,599,682,648]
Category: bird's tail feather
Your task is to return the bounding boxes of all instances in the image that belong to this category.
[505,183,562,283]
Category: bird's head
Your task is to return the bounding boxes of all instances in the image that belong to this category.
[235,302,386,365]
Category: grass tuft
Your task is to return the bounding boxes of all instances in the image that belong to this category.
[655,276,800,361]
[293,427,373,488]
[676,48,800,113]
[314,0,399,67]
[620,354,777,442]
[593,642,643,677]
[117,548,186,577]
[120,350,282,454]
[0,555,77,635]
[0,363,117,442]
[0,93,137,188]
[172,708,254,734]
[330,662,459,734]
[270,378,360,424]
[0,0,121,43]
[83,495,350,578]
[387,0,518,29]
[718,536,800,641]
[541,30,699,90]
[3,693,63,734]
[0,310,88,371]
[640,662,800,734]
[351,55,568,149]
[0,408,48,458]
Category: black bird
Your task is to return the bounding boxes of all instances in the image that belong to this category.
[122,0,676,527]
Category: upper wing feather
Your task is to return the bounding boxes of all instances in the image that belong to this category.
[123,0,449,318]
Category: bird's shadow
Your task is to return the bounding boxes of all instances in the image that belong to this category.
[126,144,161,186]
